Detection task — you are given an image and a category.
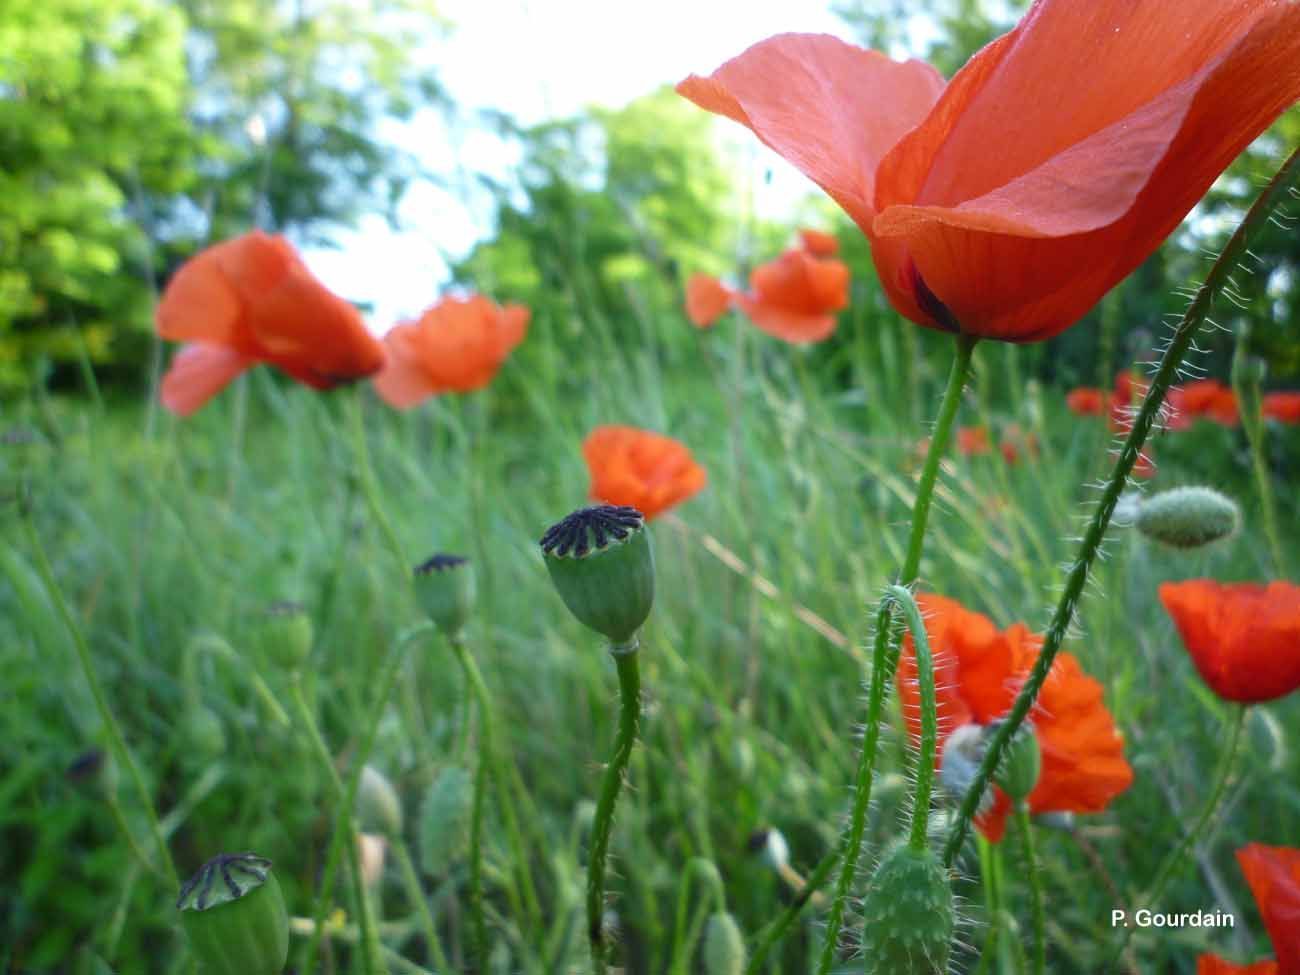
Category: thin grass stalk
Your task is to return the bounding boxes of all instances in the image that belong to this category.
[390,836,452,972]
[943,143,1300,869]
[1231,324,1286,576]
[744,847,838,973]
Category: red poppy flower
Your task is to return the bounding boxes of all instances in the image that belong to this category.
[583,426,707,520]
[897,593,1133,841]
[733,248,850,343]
[999,424,1038,465]
[1173,379,1240,427]
[686,273,734,328]
[798,228,840,257]
[1197,957,1278,975]
[1066,387,1108,417]
[1109,369,1151,430]
[678,3,1300,343]
[1158,581,1300,704]
[156,231,386,416]
[957,426,992,456]
[1238,844,1300,974]
[372,295,529,408]
[1263,392,1300,424]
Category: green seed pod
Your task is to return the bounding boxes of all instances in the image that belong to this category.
[413,554,477,638]
[990,720,1041,803]
[1135,486,1240,549]
[257,602,314,672]
[860,843,955,975]
[182,707,227,761]
[703,911,747,975]
[357,765,403,838]
[418,766,472,875]
[178,853,288,975]
[540,505,654,648]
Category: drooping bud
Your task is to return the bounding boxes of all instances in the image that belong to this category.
[256,602,314,672]
[182,707,227,762]
[860,843,955,975]
[419,766,472,875]
[356,765,403,838]
[702,912,747,975]
[1135,486,1240,549]
[540,505,654,649]
[178,853,288,975]
[989,719,1041,803]
[413,554,476,638]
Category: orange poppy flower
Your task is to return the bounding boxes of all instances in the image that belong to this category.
[897,593,1133,842]
[1158,581,1300,704]
[678,4,1300,343]
[1066,387,1108,417]
[583,426,706,521]
[733,247,850,343]
[1238,844,1300,974]
[1263,392,1300,424]
[1197,957,1278,975]
[798,228,840,257]
[372,295,529,408]
[1173,379,1240,427]
[957,426,991,456]
[156,231,386,416]
[685,273,735,328]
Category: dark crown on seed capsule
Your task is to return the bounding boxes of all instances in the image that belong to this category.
[539,505,644,558]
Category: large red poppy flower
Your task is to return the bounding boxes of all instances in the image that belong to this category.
[1238,844,1300,974]
[678,1,1300,342]
[1158,581,1300,704]
[1170,379,1240,427]
[583,426,707,521]
[896,593,1133,841]
[1263,392,1300,424]
[156,231,386,416]
[1197,958,1278,975]
[372,295,529,408]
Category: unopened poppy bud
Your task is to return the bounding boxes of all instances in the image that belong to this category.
[178,853,288,975]
[989,720,1041,803]
[540,505,654,649]
[419,766,472,875]
[182,707,227,761]
[1135,486,1240,549]
[703,912,747,975]
[257,602,313,672]
[860,843,955,975]
[413,554,476,638]
[357,765,403,838]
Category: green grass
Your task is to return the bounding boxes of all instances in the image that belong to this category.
[3,302,1298,974]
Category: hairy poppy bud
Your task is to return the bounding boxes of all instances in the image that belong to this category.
[1135,486,1239,549]
[357,765,403,838]
[860,843,955,975]
[178,853,288,975]
[990,719,1041,803]
[540,505,654,649]
[257,602,313,672]
[419,766,472,875]
[703,912,747,975]
[413,554,476,638]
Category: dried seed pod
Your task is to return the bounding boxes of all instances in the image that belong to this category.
[413,554,477,638]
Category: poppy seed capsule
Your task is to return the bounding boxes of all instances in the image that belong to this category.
[357,765,403,838]
[413,554,476,638]
[257,602,313,672]
[703,912,747,975]
[540,505,654,649]
[1135,486,1240,549]
[177,853,288,975]
[989,719,1042,803]
[860,843,955,975]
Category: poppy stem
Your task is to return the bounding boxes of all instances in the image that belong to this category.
[588,644,642,975]
[1015,802,1046,975]
[743,845,839,973]
[1230,323,1287,576]
[943,142,1300,870]
[883,585,939,853]
[816,332,977,974]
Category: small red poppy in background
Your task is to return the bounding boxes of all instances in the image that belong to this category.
[372,295,529,409]
[1109,369,1150,430]
[156,231,386,416]
[798,228,840,257]
[679,2,1300,342]
[686,274,733,329]
[999,424,1038,465]
[1263,392,1300,424]
[1066,387,1109,417]
[1158,580,1300,704]
[583,426,706,521]
[957,426,991,456]
[896,593,1132,842]
[1199,844,1300,975]
[1175,379,1240,427]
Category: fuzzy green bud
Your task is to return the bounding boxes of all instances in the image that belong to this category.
[413,554,476,638]
[540,505,654,648]
[419,766,472,875]
[990,719,1041,803]
[357,765,403,838]
[182,707,227,761]
[178,853,288,975]
[257,602,313,672]
[860,843,955,974]
[703,912,747,975]
[1135,486,1240,549]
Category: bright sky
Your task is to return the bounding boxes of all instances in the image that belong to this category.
[301,0,885,330]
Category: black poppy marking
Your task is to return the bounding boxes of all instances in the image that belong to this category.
[177,852,272,911]
[540,505,643,558]
[415,553,470,575]
[911,266,961,334]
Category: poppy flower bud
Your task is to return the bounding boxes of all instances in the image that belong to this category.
[703,912,747,975]
[182,707,227,762]
[540,505,655,650]
[860,843,955,974]
[989,719,1041,803]
[1135,486,1240,549]
[418,766,472,875]
[257,602,314,672]
[357,765,403,838]
[177,853,288,975]
[413,554,476,638]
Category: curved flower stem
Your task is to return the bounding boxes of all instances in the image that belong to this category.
[883,584,938,852]
[1105,705,1246,968]
[1015,803,1046,975]
[1231,327,1286,576]
[943,143,1300,870]
[744,846,838,974]
[19,509,180,891]
[588,645,642,975]
[816,332,977,974]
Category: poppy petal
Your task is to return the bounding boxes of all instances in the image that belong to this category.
[372,323,440,409]
[155,245,244,345]
[1197,955,1278,975]
[1237,844,1300,973]
[159,343,253,417]
[685,273,734,327]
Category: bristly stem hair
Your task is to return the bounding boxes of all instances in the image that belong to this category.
[884,585,939,853]
[943,143,1300,869]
